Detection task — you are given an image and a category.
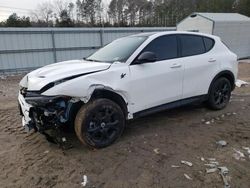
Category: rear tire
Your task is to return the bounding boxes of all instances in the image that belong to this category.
[207,77,231,110]
[75,98,125,148]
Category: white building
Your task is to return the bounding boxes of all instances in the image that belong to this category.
[177,13,250,59]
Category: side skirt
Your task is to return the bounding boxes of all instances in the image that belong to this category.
[133,95,208,119]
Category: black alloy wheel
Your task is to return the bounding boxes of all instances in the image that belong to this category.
[207,77,232,110]
[75,99,125,148]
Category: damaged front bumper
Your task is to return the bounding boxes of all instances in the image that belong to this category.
[18,91,33,131]
[18,90,78,132]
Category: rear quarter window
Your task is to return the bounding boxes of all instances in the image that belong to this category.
[180,35,206,57]
[203,37,215,52]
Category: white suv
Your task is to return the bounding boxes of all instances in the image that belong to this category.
[18,31,238,148]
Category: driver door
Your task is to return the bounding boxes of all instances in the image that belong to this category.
[129,35,184,113]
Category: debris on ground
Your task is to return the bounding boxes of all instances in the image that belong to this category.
[0,75,6,80]
[206,168,217,174]
[153,148,160,154]
[210,161,219,165]
[236,79,249,87]
[203,112,237,125]
[233,149,245,161]
[242,147,250,154]
[181,160,193,167]
[205,121,211,125]
[204,158,219,167]
[206,158,219,166]
[205,163,217,168]
[201,158,230,187]
[184,173,192,180]
[44,150,49,154]
[200,157,205,162]
[171,165,181,168]
[81,175,88,187]
[216,140,227,147]
[218,167,230,188]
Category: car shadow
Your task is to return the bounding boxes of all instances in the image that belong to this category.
[62,103,209,150]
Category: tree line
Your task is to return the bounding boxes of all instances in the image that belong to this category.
[0,0,250,27]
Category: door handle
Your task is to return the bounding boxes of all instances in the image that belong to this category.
[208,58,216,62]
[170,63,182,68]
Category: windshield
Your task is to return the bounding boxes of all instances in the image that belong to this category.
[86,36,147,63]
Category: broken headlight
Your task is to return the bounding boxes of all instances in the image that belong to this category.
[25,95,70,106]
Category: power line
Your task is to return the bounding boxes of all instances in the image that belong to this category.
[0,13,29,17]
[0,9,31,14]
[0,5,33,12]
[0,11,31,19]
[0,5,32,19]
[0,11,31,20]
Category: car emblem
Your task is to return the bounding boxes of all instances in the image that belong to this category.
[121,73,126,79]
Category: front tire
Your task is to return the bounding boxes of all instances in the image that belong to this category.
[207,77,232,110]
[75,98,125,148]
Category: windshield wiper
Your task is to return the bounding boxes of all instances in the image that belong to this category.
[83,57,101,62]
[83,57,92,61]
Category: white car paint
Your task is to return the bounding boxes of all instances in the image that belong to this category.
[19,31,238,127]
[20,60,111,91]
[129,58,183,112]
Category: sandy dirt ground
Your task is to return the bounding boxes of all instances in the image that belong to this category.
[0,62,250,188]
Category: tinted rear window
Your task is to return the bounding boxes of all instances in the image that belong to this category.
[180,35,205,57]
[203,37,214,51]
[142,35,178,61]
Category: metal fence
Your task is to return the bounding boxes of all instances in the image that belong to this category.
[0,27,175,74]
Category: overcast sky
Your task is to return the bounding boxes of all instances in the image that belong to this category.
[0,0,110,21]
[0,0,45,20]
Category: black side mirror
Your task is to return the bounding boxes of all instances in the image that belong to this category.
[135,51,157,64]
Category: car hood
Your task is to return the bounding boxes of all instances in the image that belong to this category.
[20,59,111,91]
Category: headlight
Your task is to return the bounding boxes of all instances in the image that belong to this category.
[54,79,68,86]
[40,78,71,93]
[25,95,70,106]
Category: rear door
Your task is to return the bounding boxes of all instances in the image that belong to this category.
[129,35,184,113]
[179,34,220,99]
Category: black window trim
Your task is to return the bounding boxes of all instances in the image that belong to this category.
[131,34,180,65]
[177,34,215,58]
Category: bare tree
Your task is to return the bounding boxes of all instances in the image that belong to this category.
[53,0,69,18]
[68,2,75,20]
[32,1,54,26]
